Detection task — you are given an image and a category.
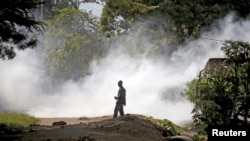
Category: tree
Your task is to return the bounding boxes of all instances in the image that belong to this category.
[100,0,159,37]
[221,41,250,125]
[184,41,250,130]
[160,0,232,38]
[160,0,250,39]
[0,0,45,60]
[40,0,82,19]
[44,7,106,81]
[187,71,235,127]
[231,0,250,17]
[99,0,250,40]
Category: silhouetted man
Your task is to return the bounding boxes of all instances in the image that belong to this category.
[113,80,126,119]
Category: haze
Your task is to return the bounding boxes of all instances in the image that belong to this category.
[1,13,250,125]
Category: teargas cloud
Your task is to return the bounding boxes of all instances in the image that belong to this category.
[0,13,250,126]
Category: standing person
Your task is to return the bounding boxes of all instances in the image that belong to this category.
[113,80,126,119]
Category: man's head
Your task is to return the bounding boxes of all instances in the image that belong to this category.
[118,80,123,87]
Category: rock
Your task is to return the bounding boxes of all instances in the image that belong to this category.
[52,121,67,126]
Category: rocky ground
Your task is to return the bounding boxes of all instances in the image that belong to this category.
[0,114,195,141]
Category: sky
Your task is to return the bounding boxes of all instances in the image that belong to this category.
[1,11,250,126]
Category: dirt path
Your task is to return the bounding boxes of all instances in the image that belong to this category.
[36,115,112,126]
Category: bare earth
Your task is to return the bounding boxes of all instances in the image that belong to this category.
[0,114,194,141]
[37,115,112,126]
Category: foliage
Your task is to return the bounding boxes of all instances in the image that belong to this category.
[221,41,250,123]
[184,40,250,132]
[146,116,180,136]
[191,70,234,126]
[0,0,45,60]
[100,0,159,37]
[231,0,250,17]
[160,0,232,38]
[160,0,250,39]
[192,133,207,141]
[154,119,178,135]
[100,0,250,42]
[41,0,82,19]
[0,112,38,127]
[147,116,207,140]
[44,7,106,81]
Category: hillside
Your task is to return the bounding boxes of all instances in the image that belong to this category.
[0,114,195,141]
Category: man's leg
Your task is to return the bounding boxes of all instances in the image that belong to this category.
[113,104,119,119]
[119,105,124,116]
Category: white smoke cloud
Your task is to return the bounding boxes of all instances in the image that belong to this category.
[1,13,250,126]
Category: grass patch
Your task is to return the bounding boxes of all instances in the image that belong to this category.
[144,116,208,141]
[147,116,180,135]
[0,112,39,127]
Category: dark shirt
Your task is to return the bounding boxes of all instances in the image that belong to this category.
[116,86,126,105]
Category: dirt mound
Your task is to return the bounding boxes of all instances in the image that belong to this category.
[0,114,192,141]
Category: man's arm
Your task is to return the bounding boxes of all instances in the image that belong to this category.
[114,90,121,99]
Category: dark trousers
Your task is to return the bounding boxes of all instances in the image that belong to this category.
[113,103,124,119]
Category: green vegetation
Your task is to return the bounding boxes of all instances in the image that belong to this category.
[143,115,180,136]
[184,41,250,132]
[0,0,44,60]
[145,115,208,141]
[44,7,106,80]
[1,0,250,62]
[2,0,250,83]
[1,1,250,139]
[0,112,38,127]
[101,0,250,39]
[100,0,159,37]
[150,118,179,135]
